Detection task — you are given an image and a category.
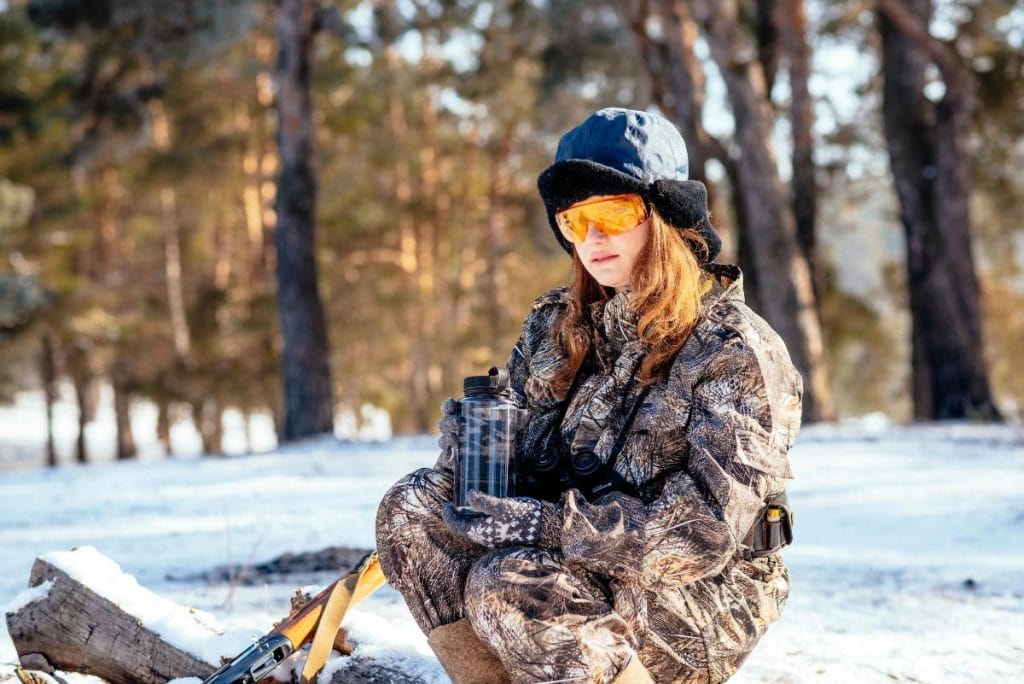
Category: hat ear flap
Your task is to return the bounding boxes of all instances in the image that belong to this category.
[648,179,722,264]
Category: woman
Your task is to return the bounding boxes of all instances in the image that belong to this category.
[376,108,802,684]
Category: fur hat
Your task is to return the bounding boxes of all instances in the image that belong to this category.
[537,108,720,264]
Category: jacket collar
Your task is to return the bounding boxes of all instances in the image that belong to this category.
[701,263,746,308]
[584,263,745,361]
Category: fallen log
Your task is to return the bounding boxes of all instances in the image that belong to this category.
[5,548,221,684]
[5,548,432,684]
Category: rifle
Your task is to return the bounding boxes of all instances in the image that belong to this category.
[203,550,386,684]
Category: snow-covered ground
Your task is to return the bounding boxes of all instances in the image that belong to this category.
[2,418,1023,683]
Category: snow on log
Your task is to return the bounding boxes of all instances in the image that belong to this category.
[4,547,433,683]
[4,547,227,684]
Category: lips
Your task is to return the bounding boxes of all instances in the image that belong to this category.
[591,253,618,264]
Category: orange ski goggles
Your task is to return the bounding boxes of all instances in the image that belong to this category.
[554,193,649,244]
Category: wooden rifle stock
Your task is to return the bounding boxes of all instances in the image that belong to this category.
[203,551,386,684]
[272,578,340,647]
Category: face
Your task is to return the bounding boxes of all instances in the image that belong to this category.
[574,218,651,290]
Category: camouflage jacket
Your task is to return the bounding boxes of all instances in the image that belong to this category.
[505,264,802,590]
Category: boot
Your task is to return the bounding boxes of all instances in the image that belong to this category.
[611,655,655,684]
[427,618,513,684]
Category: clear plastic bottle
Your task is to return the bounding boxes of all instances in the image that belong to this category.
[455,367,520,507]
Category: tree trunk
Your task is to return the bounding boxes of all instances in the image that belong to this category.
[161,186,193,361]
[780,0,821,304]
[147,98,194,363]
[235,96,275,286]
[693,0,833,422]
[626,0,709,184]
[40,333,58,468]
[242,410,255,454]
[156,396,172,456]
[110,361,136,460]
[274,0,335,440]
[658,0,710,186]
[191,398,223,455]
[877,0,1000,420]
[69,357,91,464]
[628,1,747,265]
[754,0,781,95]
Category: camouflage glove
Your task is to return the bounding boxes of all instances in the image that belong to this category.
[434,397,461,471]
[442,490,562,549]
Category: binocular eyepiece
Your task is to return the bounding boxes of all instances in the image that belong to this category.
[532,449,560,472]
[530,445,601,477]
[570,448,600,476]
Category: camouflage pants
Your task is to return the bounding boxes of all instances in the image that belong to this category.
[376,468,790,684]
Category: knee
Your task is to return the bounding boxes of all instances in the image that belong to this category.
[376,468,452,530]
[375,468,452,564]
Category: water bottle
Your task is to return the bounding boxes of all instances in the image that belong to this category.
[454,366,520,507]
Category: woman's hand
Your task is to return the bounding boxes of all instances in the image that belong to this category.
[435,398,461,470]
[442,490,561,549]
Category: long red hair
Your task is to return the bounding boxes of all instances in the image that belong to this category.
[552,210,713,393]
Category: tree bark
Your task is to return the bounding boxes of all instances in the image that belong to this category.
[110,361,136,460]
[625,0,709,185]
[160,185,193,361]
[274,0,335,440]
[148,98,194,363]
[780,0,822,304]
[191,398,223,455]
[626,1,749,275]
[156,395,172,456]
[658,0,710,186]
[6,554,218,683]
[68,352,91,464]
[877,0,1000,420]
[39,334,58,468]
[692,0,833,421]
[754,0,782,94]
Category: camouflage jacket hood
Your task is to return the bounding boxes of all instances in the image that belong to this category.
[506,263,803,588]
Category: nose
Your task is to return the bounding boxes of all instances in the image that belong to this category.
[584,223,608,243]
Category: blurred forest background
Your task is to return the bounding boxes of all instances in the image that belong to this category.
[1,0,1021,465]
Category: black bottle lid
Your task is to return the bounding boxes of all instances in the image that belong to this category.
[464,366,512,396]
[463,375,493,394]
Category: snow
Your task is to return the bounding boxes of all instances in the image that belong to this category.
[5,580,52,614]
[0,384,391,470]
[1,422,1023,683]
[35,547,259,666]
